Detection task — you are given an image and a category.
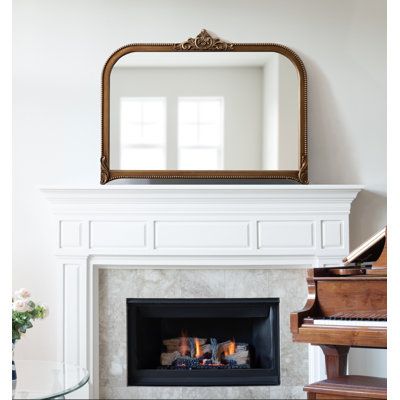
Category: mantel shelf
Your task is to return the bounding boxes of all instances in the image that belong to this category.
[40,184,363,208]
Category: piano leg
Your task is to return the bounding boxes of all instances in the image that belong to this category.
[320,345,350,379]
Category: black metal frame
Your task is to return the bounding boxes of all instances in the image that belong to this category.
[127,298,280,386]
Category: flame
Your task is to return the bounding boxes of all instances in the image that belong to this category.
[226,338,236,356]
[194,338,203,358]
[179,331,189,356]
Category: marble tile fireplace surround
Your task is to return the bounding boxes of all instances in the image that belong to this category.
[41,185,362,399]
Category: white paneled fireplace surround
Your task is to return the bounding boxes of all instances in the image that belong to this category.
[41,185,362,399]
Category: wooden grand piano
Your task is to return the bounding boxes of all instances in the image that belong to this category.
[291,227,387,399]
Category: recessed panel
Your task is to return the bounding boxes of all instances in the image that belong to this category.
[258,221,314,248]
[154,221,250,249]
[64,264,80,365]
[90,221,146,248]
[59,221,82,248]
[321,220,343,249]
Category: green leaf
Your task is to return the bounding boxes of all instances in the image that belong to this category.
[12,330,20,341]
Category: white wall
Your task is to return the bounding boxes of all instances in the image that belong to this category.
[13,0,386,375]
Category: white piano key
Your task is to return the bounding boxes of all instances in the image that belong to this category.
[313,319,387,328]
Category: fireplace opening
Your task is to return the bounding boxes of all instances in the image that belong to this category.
[127,298,280,386]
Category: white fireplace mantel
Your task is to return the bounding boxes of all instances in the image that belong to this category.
[41,184,362,398]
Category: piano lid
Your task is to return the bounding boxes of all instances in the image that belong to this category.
[343,226,387,265]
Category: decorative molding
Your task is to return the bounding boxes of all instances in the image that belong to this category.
[40,185,363,207]
[299,154,309,184]
[100,156,110,184]
[174,29,234,51]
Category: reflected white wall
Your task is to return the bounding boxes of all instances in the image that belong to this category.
[278,56,299,169]
[262,55,279,169]
[110,67,263,170]
[262,54,299,170]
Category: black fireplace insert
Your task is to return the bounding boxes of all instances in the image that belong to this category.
[127,298,280,386]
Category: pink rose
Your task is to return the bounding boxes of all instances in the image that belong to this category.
[13,299,32,312]
[14,288,31,299]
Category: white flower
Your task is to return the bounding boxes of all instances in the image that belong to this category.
[13,299,33,312]
[14,288,31,299]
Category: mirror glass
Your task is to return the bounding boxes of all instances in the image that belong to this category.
[109,52,299,171]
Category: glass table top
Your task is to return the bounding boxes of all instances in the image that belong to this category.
[12,360,89,399]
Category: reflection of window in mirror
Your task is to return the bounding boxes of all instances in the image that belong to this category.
[120,97,166,169]
[178,97,224,170]
[119,96,224,170]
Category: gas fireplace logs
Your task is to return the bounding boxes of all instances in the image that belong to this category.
[159,336,250,370]
[162,337,207,353]
[160,351,181,366]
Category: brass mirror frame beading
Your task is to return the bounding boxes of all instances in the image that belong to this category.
[101,30,308,184]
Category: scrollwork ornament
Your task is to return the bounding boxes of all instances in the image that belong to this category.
[175,29,234,51]
[100,155,110,184]
[298,154,309,184]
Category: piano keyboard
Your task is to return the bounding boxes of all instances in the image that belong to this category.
[312,310,387,327]
[313,319,387,327]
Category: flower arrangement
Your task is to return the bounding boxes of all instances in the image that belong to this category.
[12,288,48,341]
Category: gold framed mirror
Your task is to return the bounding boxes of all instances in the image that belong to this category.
[101,30,308,184]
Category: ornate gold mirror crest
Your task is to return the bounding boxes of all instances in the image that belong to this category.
[101,30,308,184]
[174,29,234,51]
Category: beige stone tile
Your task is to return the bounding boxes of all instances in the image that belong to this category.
[269,385,306,399]
[98,345,127,387]
[136,387,183,399]
[181,269,225,298]
[182,386,270,399]
[136,269,181,298]
[226,386,270,399]
[267,269,307,341]
[99,386,182,399]
[181,387,229,399]
[224,270,269,298]
[100,385,305,399]
[280,342,308,386]
[99,268,139,299]
[267,269,307,301]
[99,269,138,388]
[266,269,308,388]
